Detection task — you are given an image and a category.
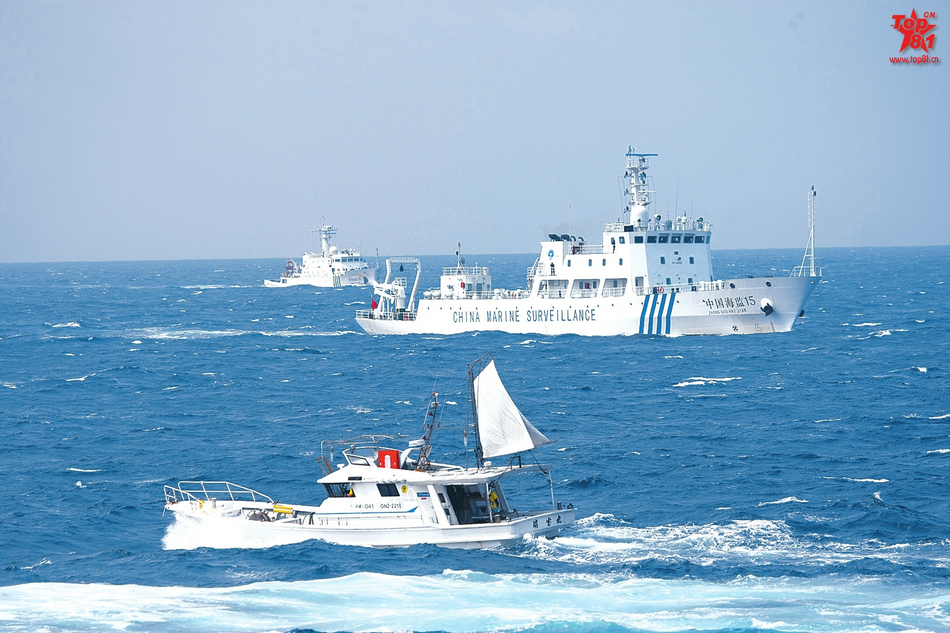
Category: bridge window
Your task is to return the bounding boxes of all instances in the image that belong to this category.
[634,236,643,243]
[647,236,657,243]
[671,235,681,243]
[684,235,694,244]
[658,235,669,243]
[377,483,400,497]
[695,236,706,243]
[619,237,626,244]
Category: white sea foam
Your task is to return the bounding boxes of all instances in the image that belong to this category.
[842,477,889,483]
[929,414,950,420]
[927,449,950,454]
[3,383,16,389]
[507,514,924,570]
[673,376,741,387]
[66,375,89,382]
[2,571,944,632]
[852,322,882,327]
[758,496,808,506]
[67,468,101,473]
[51,322,81,328]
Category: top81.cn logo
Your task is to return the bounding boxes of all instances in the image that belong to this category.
[892,9,937,52]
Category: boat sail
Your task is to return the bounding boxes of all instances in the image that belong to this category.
[472,359,552,460]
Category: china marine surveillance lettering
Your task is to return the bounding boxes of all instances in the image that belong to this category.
[356,146,820,336]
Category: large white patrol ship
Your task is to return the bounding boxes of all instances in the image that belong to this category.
[265,222,376,288]
[356,147,820,336]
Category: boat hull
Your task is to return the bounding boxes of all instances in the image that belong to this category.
[166,501,574,549]
[265,267,377,288]
[356,275,818,336]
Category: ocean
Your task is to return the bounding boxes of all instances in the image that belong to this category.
[1,246,948,632]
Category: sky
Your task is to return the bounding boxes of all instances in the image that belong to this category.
[1,1,947,263]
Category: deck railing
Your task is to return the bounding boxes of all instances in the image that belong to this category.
[164,481,273,505]
[355,309,417,321]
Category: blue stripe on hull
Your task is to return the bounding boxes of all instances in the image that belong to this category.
[655,294,668,335]
[639,294,651,334]
[646,295,659,335]
[665,292,676,335]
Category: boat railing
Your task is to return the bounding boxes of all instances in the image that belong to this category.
[164,481,274,505]
[603,219,712,233]
[601,287,626,297]
[632,280,727,296]
[791,265,822,277]
[442,266,490,276]
[355,309,417,321]
[569,288,598,299]
[570,244,604,255]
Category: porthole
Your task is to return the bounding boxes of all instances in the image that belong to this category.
[729,283,735,288]
[766,281,772,287]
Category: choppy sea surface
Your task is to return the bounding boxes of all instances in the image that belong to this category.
[1,246,949,633]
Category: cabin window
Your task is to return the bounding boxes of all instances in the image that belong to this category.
[658,235,669,243]
[619,237,626,244]
[696,236,706,243]
[634,236,643,243]
[684,235,694,244]
[635,276,644,287]
[567,260,572,267]
[671,235,681,243]
[619,258,623,265]
[324,483,353,498]
[588,259,592,266]
[602,259,606,266]
[688,277,694,284]
[377,483,399,497]
[647,236,657,243]
[689,257,695,264]
[666,277,672,285]
[660,257,666,264]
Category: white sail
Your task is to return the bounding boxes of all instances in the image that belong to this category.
[474,360,552,459]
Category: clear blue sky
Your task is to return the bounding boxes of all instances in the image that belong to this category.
[1,1,947,262]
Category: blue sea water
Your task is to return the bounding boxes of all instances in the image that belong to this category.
[1,246,949,632]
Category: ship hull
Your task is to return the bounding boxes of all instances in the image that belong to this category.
[265,267,377,288]
[356,275,818,336]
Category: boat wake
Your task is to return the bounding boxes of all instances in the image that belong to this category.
[506,513,946,569]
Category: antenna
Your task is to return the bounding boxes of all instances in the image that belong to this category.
[795,185,818,277]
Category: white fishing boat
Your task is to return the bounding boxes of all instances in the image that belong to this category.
[355,146,821,336]
[264,222,376,288]
[163,356,575,549]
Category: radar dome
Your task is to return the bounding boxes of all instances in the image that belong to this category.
[631,204,650,223]
[329,246,339,255]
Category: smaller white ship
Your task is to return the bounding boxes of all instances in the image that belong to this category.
[163,356,575,549]
[264,222,376,288]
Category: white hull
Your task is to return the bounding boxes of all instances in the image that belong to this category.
[166,500,573,549]
[357,275,817,336]
[264,267,376,288]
